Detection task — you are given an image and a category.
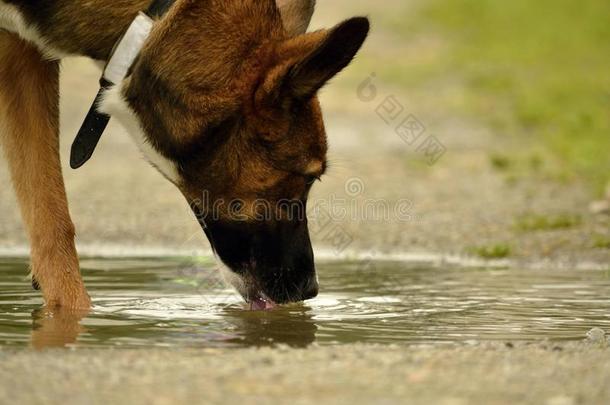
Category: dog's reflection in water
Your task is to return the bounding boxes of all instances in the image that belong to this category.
[223,304,318,348]
[30,307,88,349]
[28,304,317,349]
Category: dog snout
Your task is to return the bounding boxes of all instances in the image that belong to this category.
[203,218,318,304]
[300,275,319,301]
[257,266,318,304]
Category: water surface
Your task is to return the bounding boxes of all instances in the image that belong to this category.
[0,257,609,349]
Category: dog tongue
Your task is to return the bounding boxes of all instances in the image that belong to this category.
[249,296,277,311]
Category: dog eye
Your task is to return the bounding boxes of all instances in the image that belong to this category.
[305,175,321,185]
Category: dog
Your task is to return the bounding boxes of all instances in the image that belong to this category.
[0,0,369,309]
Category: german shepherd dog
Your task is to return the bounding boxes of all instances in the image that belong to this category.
[0,0,369,310]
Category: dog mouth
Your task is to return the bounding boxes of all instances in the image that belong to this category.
[248,292,277,311]
[217,264,277,310]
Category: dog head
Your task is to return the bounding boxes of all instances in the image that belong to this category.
[101,0,369,306]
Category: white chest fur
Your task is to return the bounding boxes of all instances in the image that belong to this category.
[99,85,181,184]
[0,1,68,60]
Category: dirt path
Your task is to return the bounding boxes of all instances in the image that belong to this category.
[1,342,609,405]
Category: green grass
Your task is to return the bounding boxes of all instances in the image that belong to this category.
[386,0,610,194]
[515,213,582,232]
[467,244,512,259]
[489,152,546,173]
[489,154,512,171]
[593,235,610,249]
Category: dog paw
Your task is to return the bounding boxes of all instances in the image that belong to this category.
[45,289,92,310]
[41,278,92,310]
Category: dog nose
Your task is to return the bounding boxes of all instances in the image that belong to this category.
[299,276,319,301]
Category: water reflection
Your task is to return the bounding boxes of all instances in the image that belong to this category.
[223,305,317,347]
[0,257,608,349]
[28,304,318,349]
[31,307,89,349]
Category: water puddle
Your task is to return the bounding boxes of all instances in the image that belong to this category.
[1,257,609,349]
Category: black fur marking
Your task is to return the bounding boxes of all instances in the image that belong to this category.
[31,276,40,291]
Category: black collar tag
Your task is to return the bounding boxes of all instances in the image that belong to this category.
[70,0,175,169]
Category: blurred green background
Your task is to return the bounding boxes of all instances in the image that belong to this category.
[321,0,610,194]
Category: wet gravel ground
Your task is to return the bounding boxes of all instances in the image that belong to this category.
[1,342,609,405]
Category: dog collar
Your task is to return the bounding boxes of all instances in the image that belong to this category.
[70,0,175,169]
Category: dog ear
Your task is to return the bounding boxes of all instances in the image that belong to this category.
[277,0,316,36]
[260,17,370,104]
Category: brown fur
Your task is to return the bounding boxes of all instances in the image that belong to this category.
[276,0,315,36]
[1,0,369,306]
[0,32,90,309]
[123,1,366,221]
[4,0,149,60]
[3,0,315,61]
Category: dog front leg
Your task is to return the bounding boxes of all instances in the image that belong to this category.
[0,32,91,309]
